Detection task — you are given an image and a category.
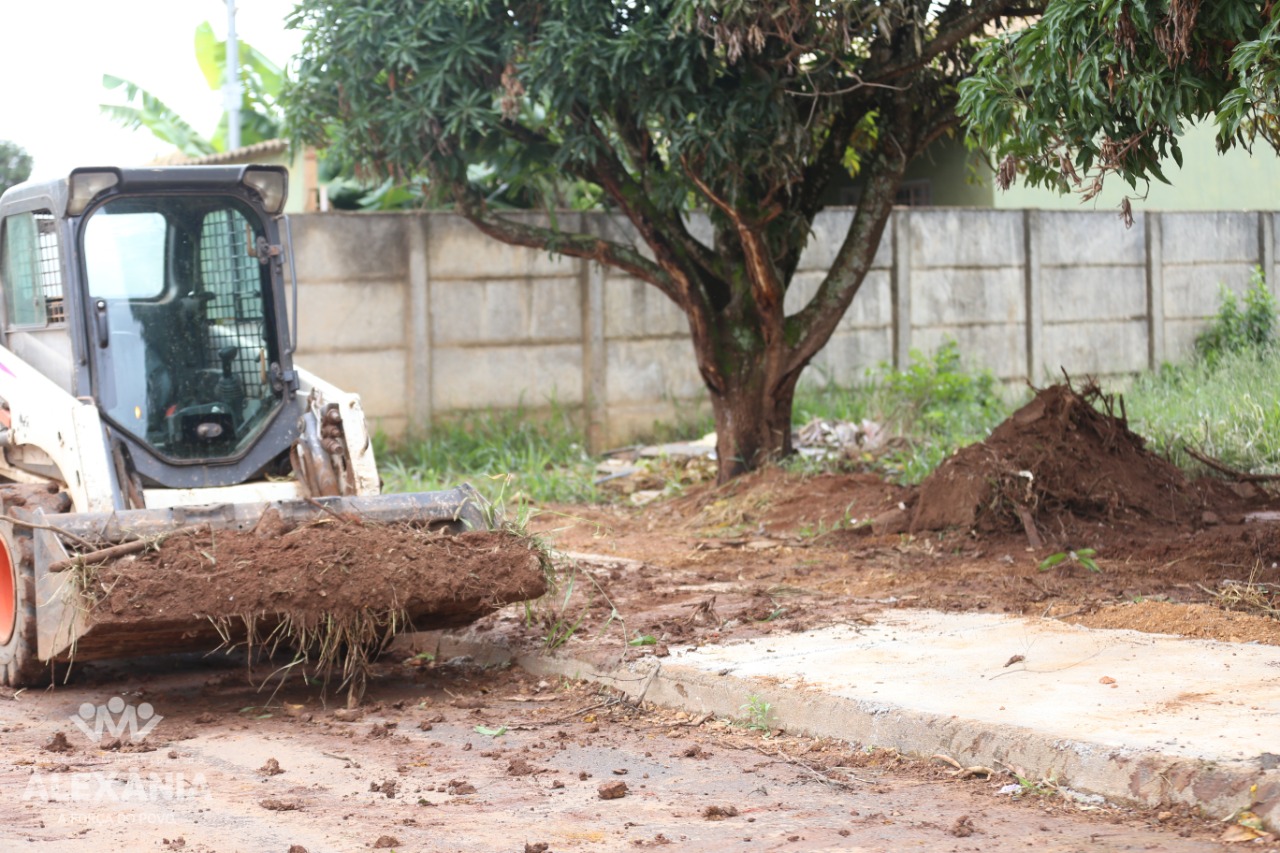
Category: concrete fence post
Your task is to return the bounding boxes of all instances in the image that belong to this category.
[1260,211,1276,296]
[891,208,912,368]
[1145,212,1165,370]
[582,260,608,454]
[407,215,433,430]
[1023,209,1043,384]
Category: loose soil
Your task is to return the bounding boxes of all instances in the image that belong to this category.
[80,524,547,633]
[520,383,1280,653]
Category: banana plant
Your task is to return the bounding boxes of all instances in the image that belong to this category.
[101,22,283,157]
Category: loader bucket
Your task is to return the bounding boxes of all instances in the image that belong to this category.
[21,485,548,668]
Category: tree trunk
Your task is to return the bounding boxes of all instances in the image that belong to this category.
[706,347,802,483]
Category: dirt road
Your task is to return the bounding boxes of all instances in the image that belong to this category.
[0,652,1232,852]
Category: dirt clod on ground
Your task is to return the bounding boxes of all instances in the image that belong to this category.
[42,732,71,753]
[703,804,739,820]
[912,382,1206,539]
[79,525,547,633]
[507,757,537,776]
[260,798,301,811]
[598,780,628,799]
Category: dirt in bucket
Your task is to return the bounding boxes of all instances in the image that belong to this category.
[78,515,548,632]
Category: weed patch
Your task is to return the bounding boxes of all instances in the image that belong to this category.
[379,402,598,504]
[795,341,1015,483]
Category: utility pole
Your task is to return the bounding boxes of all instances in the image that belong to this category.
[224,0,241,152]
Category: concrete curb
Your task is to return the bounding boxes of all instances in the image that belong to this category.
[407,630,1280,831]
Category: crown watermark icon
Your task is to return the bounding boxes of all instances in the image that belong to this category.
[69,697,162,744]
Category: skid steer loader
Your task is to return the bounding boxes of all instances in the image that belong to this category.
[0,165,541,687]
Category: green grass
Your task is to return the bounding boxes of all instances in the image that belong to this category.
[378,402,598,504]
[1123,346,1280,476]
[1122,268,1280,478]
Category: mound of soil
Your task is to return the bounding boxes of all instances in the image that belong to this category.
[80,521,547,632]
[911,383,1211,539]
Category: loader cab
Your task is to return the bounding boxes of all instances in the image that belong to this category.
[1,166,303,490]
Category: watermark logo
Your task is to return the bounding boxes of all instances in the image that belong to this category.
[69,697,162,745]
[24,768,210,809]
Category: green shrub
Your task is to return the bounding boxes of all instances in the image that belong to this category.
[1194,267,1275,363]
[794,341,1013,483]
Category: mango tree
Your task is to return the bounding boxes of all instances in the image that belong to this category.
[285,0,1042,481]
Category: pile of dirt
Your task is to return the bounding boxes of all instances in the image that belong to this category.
[79,519,548,632]
[911,382,1211,540]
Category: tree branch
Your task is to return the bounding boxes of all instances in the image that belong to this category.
[784,105,912,376]
[436,161,678,303]
[872,2,1044,85]
[682,159,786,347]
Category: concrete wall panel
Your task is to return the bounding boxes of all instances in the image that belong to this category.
[427,214,582,279]
[795,210,894,273]
[913,324,1027,380]
[1163,263,1261,319]
[296,350,407,420]
[606,338,704,405]
[290,214,407,282]
[803,327,893,386]
[1162,212,1258,264]
[1042,319,1149,378]
[1041,266,1146,323]
[604,277,688,339]
[1038,212,1146,266]
[911,210,1023,268]
[432,344,584,410]
[287,206,1277,445]
[298,281,407,352]
[430,278,581,345]
[785,270,892,330]
[911,268,1025,326]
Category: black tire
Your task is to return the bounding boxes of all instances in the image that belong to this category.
[0,520,45,687]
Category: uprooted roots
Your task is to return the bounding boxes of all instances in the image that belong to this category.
[217,608,411,708]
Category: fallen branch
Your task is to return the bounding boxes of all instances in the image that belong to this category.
[0,514,98,550]
[49,525,208,572]
[1184,446,1280,483]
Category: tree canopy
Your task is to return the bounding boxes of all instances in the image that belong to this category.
[959,1,1280,218]
[0,141,32,195]
[285,0,1041,480]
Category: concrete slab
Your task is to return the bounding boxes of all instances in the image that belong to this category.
[425,609,1280,831]
[670,611,1280,765]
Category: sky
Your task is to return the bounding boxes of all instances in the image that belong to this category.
[0,1,304,181]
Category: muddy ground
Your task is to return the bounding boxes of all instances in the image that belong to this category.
[5,383,1279,849]
[502,384,1280,660]
[0,654,1241,851]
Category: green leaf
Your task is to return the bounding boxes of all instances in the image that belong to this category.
[627,634,657,646]
[1077,556,1101,573]
[1038,552,1069,571]
[473,725,508,737]
[195,22,222,90]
